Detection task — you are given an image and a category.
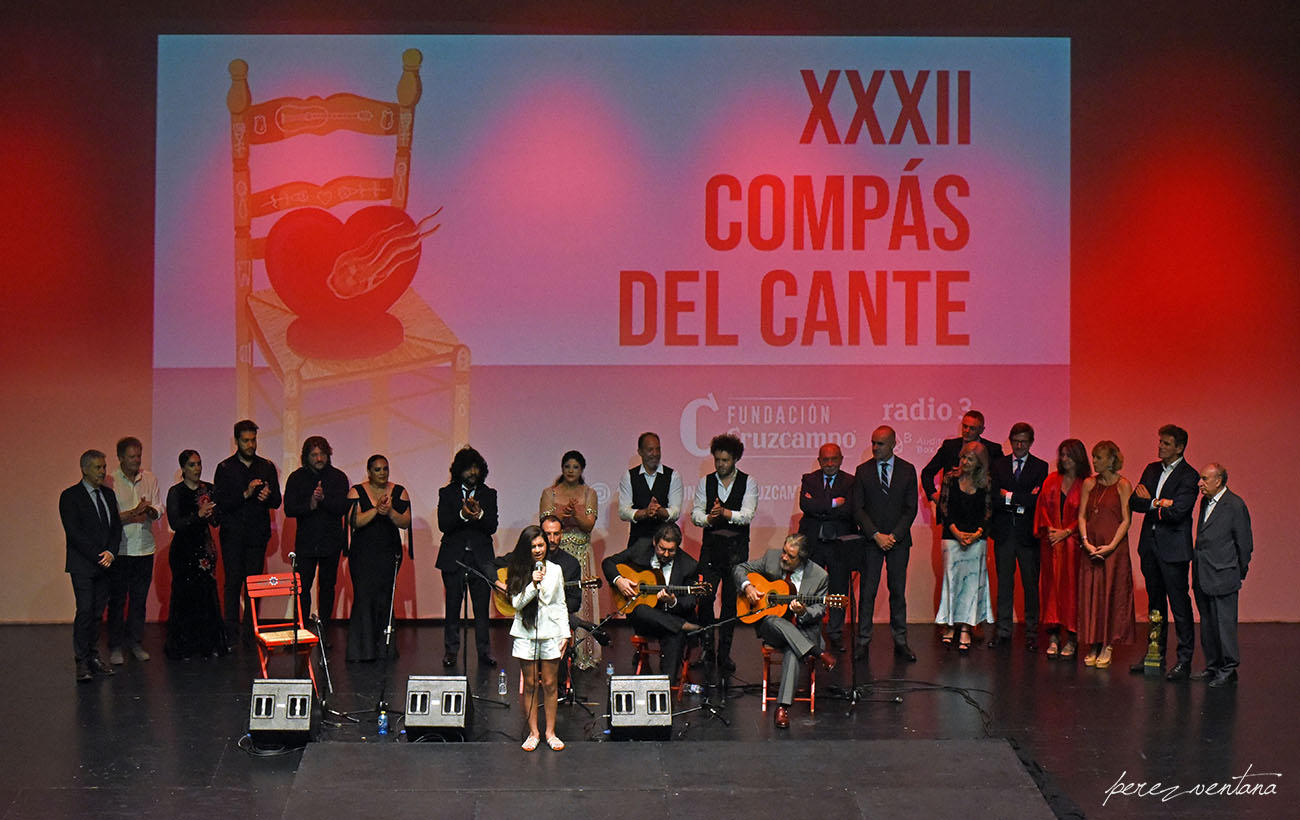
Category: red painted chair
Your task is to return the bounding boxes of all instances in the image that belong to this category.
[760,645,817,714]
[246,572,320,693]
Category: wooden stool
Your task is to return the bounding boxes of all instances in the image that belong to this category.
[760,645,816,713]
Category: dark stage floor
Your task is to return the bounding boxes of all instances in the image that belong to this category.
[0,622,1290,819]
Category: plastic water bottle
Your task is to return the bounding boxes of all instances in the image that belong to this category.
[684,683,703,695]
[497,668,508,695]
[605,662,615,681]
[377,710,389,735]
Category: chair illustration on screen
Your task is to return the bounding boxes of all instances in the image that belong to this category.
[227,48,469,470]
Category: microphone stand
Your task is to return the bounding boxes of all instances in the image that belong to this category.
[673,615,747,727]
[288,552,301,680]
[455,559,509,709]
[312,614,356,725]
[342,550,406,729]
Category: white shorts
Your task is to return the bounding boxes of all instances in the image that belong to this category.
[512,637,566,661]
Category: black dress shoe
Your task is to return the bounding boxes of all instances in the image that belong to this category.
[986,634,1005,649]
[1025,636,1038,652]
[1190,668,1216,681]
[1166,662,1191,681]
[853,645,869,661]
[1130,657,1163,674]
[442,655,457,668]
[1208,670,1238,688]
[479,654,498,668]
[75,662,93,683]
[87,657,116,676]
[894,643,917,662]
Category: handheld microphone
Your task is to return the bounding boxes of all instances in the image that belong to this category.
[534,560,544,585]
[288,551,296,563]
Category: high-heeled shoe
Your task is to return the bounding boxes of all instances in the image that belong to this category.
[1046,635,1059,658]
[941,627,955,646]
[958,629,972,652]
[1083,647,1099,667]
[1095,645,1113,668]
[1060,639,1077,659]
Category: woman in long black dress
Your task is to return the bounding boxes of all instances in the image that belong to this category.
[345,454,411,662]
[163,450,229,659]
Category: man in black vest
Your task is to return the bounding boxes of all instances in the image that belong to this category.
[617,432,683,547]
[988,422,1049,650]
[690,433,758,676]
[59,449,122,682]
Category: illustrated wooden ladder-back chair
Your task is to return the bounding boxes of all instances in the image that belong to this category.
[246,572,321,693]
[227,48,469,470]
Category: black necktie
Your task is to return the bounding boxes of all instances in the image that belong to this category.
[94,487,110,528]
[824,475,832,492]
[880,462,890,489]
[1013,459,1023,481]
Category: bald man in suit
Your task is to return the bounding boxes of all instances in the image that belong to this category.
[1190,463,1252,687]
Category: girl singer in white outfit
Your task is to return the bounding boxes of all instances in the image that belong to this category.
[506,525,570,751]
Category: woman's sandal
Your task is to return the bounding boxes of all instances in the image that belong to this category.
[546,735,566,751]
[942,628,955,646]
[521,735,540,752]
[958,629,972,652]
[1060,640,1077,659]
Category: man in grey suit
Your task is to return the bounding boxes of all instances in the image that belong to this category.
[1190,463,1252,687]
[735,534,832,729]
[851,426,919,663]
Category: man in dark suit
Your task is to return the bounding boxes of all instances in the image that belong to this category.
[852,426,919,663]
[1190,463,1252,687]
[436,445,499,668]
[920,410,1005,503]
[988,422,1050,650]
[797,443,857,650]
[1128,424,1199,679]
[734,534,832,729]
[212,419,282,644]
[59,449,122,682]
[603,522,699,684]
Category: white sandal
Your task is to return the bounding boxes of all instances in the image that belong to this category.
[521,735,540,752]
[546,735,565,751]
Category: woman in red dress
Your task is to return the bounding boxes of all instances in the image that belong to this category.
[1033,439,1089,659]
[1076,440,1136,669]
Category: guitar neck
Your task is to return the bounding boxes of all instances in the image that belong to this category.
[768,594,827,605]
[641,584,696,595]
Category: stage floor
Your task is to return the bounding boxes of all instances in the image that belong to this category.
[0,622,1290,819]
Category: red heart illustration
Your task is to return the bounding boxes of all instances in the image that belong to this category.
[264,205,420,321]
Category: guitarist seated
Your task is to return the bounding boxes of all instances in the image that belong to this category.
[602,522,700,684]
[734,533,836,729]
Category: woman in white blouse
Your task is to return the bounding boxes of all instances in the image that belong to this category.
[506,525,571,751]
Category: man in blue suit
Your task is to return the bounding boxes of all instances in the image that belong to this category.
[1190,463,1252,687]
[59,449,122,682]
[1129,424,1199,679]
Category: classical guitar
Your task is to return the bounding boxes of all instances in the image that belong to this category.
[610,564,711,613]
[736,573,848,623]
[492,566,603,617]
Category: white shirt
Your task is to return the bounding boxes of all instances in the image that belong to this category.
[109,467,159,557]
[1154,457,1183,499]
[1202,487,1227,523]
[618,464,684,523]
[690,471,759,527]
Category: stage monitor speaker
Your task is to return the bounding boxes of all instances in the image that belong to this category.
[248,678,313,746]
[608,674,672,740]
[404,675,470,741]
